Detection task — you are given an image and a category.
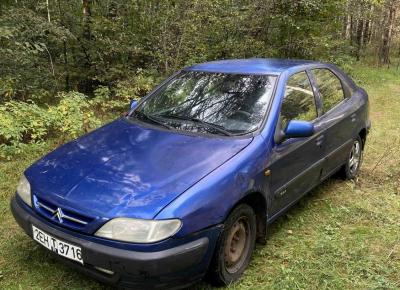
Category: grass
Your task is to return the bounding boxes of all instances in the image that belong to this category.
[1,64,399,290]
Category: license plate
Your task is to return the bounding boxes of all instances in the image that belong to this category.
[32,225,83,264]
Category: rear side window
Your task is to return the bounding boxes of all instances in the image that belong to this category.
[280,71,317,129]
[312,69,344,113]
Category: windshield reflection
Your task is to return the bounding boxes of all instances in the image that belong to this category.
[135,71,277,135]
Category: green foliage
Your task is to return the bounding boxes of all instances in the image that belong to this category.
[0,0,354,102]
[0,7,72,101]
[0,101,49,157]
[49,92,101,139]
[0,0,397,160]
[0,77,15,101]
[115,71,158,101]
[92,71,158,113]
[0,92,102,159]
[0,69,156,159]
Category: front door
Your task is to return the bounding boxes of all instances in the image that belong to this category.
[268,71,324,218]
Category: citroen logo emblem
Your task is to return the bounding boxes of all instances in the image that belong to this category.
[53,208,64,223]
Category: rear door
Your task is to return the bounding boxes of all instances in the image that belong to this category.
[268,71,325,218]
[310,68,357,178]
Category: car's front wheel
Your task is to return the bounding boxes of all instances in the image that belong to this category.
[208,203,256,286]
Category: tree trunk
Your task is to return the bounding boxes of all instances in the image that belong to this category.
[79,0,95,93]
[349,15,354,45]
[379,0,397,65]
[46,0,51,22]
[362,19,370,47]
[57,0,70,90]
[344,0,352,40]
[356,19,364,60]
[362,3,373,47]
[63,41,70,90]
[82,0,91,40]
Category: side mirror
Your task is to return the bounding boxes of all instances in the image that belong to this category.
[284,120,314,139]
[130,100,138,110]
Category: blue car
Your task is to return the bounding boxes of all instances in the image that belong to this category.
[11,59,370,289]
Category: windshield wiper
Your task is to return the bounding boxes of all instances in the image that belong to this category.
[156,114,233,136]
[133,110,174,130]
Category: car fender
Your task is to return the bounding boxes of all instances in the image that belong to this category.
[155,135,272,238]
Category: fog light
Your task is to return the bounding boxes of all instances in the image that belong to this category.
[94,266,114,275]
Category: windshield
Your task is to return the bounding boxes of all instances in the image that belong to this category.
[132,71,277,135]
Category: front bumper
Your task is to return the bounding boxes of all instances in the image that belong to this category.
[11,196,220,289]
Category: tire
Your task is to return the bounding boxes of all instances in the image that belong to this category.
[340,136,363,179]
[208,203,256,286]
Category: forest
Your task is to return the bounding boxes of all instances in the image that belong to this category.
[0,0,399,157]
[0,1,399,289]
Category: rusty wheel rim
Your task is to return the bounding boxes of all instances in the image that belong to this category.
[224,217,250,273]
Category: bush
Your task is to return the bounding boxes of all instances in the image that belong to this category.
[0,92,101,159]
[50,91,101,139]
[0,72,157,160]
[92,71,158,114]
[0,101,50,157]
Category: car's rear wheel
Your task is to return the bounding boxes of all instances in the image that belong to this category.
[208,204,256,286]
[341,136,363,179]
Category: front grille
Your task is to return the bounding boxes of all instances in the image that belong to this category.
[33,195,94,230]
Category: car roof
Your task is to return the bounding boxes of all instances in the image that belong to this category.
[184,58,321,75]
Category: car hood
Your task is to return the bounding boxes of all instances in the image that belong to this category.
[26,119,252,219]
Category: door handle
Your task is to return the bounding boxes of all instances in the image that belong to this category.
[316,135,324,147]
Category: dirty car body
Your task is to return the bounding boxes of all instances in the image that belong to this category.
[11,59,370,289]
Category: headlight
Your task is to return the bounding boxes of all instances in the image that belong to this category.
[16,174,32,207]
[95,218,182,243]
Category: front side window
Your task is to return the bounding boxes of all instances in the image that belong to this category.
[312,69,344,113]
[133,71,277,135]
[280,71,317,129]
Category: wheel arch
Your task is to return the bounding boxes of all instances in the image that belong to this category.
[229,191,267,244]
[358,128,367,149]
